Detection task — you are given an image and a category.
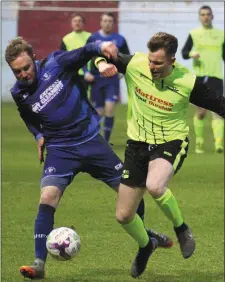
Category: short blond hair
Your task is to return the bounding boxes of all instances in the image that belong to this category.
[5,37,34,64]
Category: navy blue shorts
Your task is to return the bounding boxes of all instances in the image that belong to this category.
[91,76,120,109]
[41,134,123,192]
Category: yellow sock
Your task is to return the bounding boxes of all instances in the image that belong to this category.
[155,189,183,227]
[122,215,149,247]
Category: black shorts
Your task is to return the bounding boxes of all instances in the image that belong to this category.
[197,76,223,97]
[121,138,189,188]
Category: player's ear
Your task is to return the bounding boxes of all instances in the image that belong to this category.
[33,54,36,60]
[171,57,176,64]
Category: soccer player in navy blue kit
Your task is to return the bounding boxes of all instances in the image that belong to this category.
[87,12,130,143]
[5,37,172,280]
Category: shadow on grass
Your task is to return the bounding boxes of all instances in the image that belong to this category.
[39,268,224,282]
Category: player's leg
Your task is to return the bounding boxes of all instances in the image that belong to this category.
[116,179,158,277]
[90,79,105,117]
[210,78,224,153]
[103,77,120,142]
[211,112,224,153]
[20,147,79,279]
[146,139,195,259]
[83,134,173,249]
[86,137,165,278]
[104,100,116,142]
[194,106,207,153]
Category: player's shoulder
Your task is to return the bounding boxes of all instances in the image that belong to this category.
[126,52,148,69]
[82,30,91,36]
[113,32,126,40]
[174,61,196,87]
[62,31,74,41]
[212,27,224,36]
[90,31,100,38]
[10,81,21,97]
[132,52,148,61]
[189,27,202,35]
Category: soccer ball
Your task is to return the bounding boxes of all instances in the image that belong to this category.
[46,227,80,261]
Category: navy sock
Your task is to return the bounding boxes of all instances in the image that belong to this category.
[34,204,55,262]
[104,116,114,142]
[137,198,145,222]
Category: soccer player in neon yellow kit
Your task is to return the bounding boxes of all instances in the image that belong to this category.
[182,5,224,153]
[60,13,94,89]
[95,32,225,278]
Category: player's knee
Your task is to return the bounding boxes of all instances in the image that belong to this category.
[116,209,133,224]
[146,179,165,198]
[40,186,62,208]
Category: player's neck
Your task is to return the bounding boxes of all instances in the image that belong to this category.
[202,24,213,30]
[100,29,112,36]
[73,30,83,33]
[162,66,174,79]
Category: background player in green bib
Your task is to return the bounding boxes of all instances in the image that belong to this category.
[95,32,225,278]
[182,5,224,154]
[60,13,94,89]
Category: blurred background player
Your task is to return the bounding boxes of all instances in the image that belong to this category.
[87,12,130,143]
[182,5,224,154]
[60,13,94,90]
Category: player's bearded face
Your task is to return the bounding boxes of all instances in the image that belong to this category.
[10,52,36,85]
[148,49,174,80]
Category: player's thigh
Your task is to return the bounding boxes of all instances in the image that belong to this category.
[90,80,105,109]
[82,134,123,189]
[116,183,146,223]
[121,140,149,188]
[207,77,223,97]
[41,147,82,196]
[149,138,189,180]
[146,159,174,193]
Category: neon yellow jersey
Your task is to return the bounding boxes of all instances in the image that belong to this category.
[62,31,91,75]
[125,52,196,144]
[190,27,224,79]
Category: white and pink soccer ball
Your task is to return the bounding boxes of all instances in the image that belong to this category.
[46,227,80,261]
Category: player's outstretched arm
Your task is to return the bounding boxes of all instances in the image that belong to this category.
[55,41,118,72]
[189,78,225,118]
[94,52,133,75]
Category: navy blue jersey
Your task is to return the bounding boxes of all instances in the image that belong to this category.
[87,30,130,76]
[10,42,103,146]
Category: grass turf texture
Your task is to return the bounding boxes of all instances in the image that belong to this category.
[2,102,224,282]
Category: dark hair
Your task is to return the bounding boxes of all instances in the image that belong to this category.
[71,13,86,24]
[5,37,34,64]
[147,32,178,57]
[100,12,116,22]
[199,5,213,14]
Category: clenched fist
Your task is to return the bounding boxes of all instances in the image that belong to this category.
[98,61,118,77]
[100,42,118,59]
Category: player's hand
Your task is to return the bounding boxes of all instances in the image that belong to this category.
[37,137,45,164]
[98,61,118,77]
[191,52,200,59]
[101,41,118,59]
[84,72,95,82]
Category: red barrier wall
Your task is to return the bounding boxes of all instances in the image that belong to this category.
[18,1,119,59]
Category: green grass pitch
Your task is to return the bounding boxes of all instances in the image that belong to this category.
[1,102,224,282]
